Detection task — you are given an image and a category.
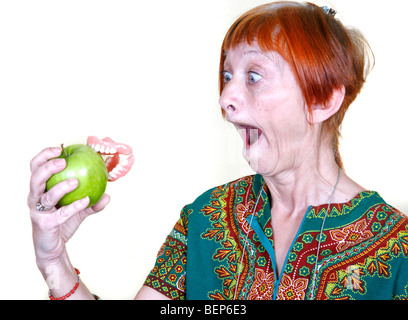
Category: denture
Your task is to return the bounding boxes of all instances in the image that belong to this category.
[87,136,134,182]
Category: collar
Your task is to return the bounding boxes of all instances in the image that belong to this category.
[249,174,383,230]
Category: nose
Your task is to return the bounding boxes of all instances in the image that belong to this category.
[226,105,236,112]
[219,79,242,117]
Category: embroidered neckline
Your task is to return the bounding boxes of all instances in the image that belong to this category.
[252,174,380,220]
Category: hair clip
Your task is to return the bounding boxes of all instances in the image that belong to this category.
[321,6,336,17]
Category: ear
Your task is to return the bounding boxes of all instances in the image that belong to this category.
[307,86,345,124]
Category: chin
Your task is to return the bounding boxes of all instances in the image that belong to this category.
[244,153,271,176]
[249,164,271,176]
[244,150,281,178]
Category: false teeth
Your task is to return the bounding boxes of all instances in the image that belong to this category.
[87,136,134,182]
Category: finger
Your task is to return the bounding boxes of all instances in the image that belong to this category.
[30,147,62,174]
[81,193,110,218]
[28,158,66,207]
[57,196,90,223]
[38,178,79,211]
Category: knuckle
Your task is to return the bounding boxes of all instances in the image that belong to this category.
[29,158,36,172]
[58,202,71,216]
[27,194,36,208]
[72,199,84,212]
[29,175,45,195]
[60,198,88,218]
[41,192,52,207]
[29,148,47,172]
[59,205,75,220]
[29,174,39,187]
[30,147,61,174]
[44,159,56,171]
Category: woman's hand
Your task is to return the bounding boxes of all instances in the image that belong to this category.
[28,147,110,269]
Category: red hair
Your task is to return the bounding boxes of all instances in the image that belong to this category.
[219,2,374,169]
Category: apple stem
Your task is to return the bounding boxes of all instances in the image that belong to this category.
[61,144,67,157]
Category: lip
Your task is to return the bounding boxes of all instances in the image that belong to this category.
[87,136,134,182]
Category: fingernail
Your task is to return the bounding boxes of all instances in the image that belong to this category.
[56,159,66,166]
[68,178,78,186]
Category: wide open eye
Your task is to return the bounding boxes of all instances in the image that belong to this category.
[249,71,262,83]
[222,70,232,83]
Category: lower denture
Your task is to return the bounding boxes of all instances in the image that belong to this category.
[87,136,134,182]
[108,154,134,182]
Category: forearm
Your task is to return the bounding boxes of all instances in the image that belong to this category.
[37,251,95,300]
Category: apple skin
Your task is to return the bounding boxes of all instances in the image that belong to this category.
[46,144,108,208]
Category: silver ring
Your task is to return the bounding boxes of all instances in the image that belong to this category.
[36,200,49,212]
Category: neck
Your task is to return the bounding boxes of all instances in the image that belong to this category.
[262,144,341,217]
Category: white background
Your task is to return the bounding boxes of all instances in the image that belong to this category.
[0,0,407,299]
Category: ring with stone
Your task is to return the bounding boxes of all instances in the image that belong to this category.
[36,200,50,212]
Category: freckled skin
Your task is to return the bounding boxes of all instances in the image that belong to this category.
[46,145,108,207]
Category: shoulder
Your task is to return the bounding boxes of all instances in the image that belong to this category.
[358,191,408,232]
[369,193,407,225]
[179,174,265,225]
[360,192,408,253]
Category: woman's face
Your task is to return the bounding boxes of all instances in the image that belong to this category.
[219,41,315,176]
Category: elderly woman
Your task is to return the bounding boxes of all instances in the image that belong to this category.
[28,2,408,300]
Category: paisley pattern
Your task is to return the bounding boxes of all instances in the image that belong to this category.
[144,174,408,300]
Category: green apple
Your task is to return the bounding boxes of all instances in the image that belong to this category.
[46,144,108,207]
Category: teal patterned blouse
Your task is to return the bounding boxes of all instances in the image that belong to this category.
[144,174,408,300]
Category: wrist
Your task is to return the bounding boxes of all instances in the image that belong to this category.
[36,250,72,279]
[48,268,81,300]
[36,252,95,300]
[36,252,79,294]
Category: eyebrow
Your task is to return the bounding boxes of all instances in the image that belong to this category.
[223,49,272,60]
[223,49,264,57]
[243,50,264,56]
[244,49,284,71]
[223,48,285,72]
[244,49,281,63]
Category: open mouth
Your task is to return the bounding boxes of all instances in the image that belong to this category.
[236,124,263,149]
[87,136,134,182]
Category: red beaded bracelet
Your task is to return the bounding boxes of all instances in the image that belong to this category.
[49,268,81,300]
